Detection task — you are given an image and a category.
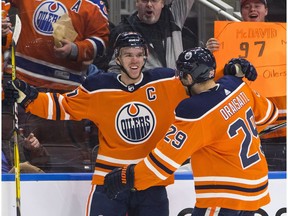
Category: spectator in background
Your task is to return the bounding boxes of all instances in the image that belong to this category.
[206,0,286,166]
[2,0,109,172]
[1,1,12,70]
[93,0,116,72]
[206,0,268,53]
[2,128,49,173]
[107,0,195,73]
[4,0,109,91]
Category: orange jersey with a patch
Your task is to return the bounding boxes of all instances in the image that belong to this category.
[26,68,188,185]
[134,75,278,211]
[7,0,109,90]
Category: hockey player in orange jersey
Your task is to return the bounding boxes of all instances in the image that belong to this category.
[4,32,189,216]
[103,48,279,216]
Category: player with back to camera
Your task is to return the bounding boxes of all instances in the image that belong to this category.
[104,47,279,216]
[206,0,286,154]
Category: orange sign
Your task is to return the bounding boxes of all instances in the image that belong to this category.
[214,21,286,97]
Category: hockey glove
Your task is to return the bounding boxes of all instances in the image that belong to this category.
[224,58,257,81]
[3,82,19,106]
[4,79,39,108]
[104,164,136,199]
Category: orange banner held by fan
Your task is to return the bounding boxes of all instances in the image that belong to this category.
[213,21,286,97]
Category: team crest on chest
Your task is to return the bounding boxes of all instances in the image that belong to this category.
[116,102,156,144]
[33,1,67,36]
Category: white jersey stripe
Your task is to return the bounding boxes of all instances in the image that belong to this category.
[47,93,53,120]
[144,158,167,180]
[97,154,143,164]
[194,175,268,185]
[196,188,269,201]
[154,148,181,169]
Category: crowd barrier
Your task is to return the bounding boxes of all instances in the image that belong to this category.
[1,171,286,216]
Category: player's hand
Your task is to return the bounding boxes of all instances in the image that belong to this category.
[3,82,19,106]
[224,58,257,81]
[104,164,136,199]
[4,79,39,108]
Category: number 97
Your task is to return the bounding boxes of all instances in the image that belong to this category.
[239,41,265,58]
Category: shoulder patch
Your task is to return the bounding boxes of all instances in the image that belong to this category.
[88,0,108,18]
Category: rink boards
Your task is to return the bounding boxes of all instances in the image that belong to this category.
[1,171,286,216]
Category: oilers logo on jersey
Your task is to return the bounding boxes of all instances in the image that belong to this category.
[116,102,156,144]
[33,1,67,35]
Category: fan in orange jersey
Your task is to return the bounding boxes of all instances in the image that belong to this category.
[2,1,12,71]
[103,48,278,216]
[4,32,189,216]
[5,0,109,91]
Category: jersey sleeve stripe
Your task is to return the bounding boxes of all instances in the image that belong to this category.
[148,153,174,175]
[256,99,278,125]
[58,95,71,120]
[154,148,180,169]
[88,37,105,57]
[144,158,167,180]
[93,170,107,177]
[52,93,61,120]
[47,93,53,119]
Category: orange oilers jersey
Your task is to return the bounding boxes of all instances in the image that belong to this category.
[134,75,278,211]
[261,96,286,139]
[26,68,188,185]
[7,0,109,90]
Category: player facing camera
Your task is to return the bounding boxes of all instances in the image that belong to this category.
[114,32,148,81]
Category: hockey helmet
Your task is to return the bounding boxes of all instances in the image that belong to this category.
[176,47,216,83]
[114,32,148,57]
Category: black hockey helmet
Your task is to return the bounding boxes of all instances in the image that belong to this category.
[176,47,216,83]
[114,32,148,57]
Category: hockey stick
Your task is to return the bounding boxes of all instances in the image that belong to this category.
[259,122,286,136]
[11,14,22,216]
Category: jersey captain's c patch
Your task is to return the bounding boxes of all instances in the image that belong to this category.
[116,102,156,144]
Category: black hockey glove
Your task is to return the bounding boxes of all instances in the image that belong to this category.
[104,164,136,199]
[3,82,19,106]
[4,79,39,108]
[224,58,257,81]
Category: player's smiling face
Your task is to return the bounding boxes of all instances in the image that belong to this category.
[241,1,267,22]
[117,47,146,84]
